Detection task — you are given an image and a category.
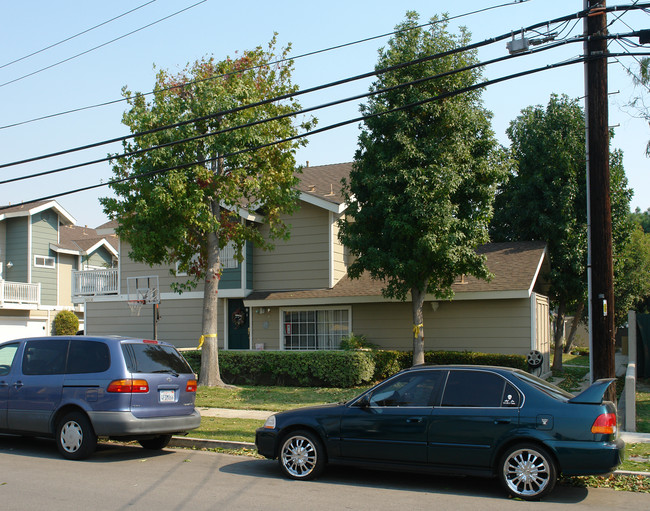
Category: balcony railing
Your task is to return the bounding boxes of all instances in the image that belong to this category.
[72,268,119,297]
[0,280,41,305]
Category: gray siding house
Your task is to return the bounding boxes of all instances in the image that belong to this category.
[81,163,552,375]
[0,201,117,340]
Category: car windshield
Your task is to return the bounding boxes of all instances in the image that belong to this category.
[122,343,193,374]
[513,370,574,401]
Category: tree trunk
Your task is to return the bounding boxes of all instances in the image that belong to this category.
[563,301,585,354]
[411,283,427,366]
[551,300,566,371]
[198,198,226,387]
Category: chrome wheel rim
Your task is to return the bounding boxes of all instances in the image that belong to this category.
[281,435,317,478]
[60,420,83,453]
[503,448,550,497]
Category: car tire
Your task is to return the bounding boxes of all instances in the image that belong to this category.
[499,443,557,500]
[56,411,97,460]
[138,435,172,450]
[279,430,325,480]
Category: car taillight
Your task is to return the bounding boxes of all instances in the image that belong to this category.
[107,379,149,393]
[186,379,197,392]
[591,413,617,434]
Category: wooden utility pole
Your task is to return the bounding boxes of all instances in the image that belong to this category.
[585,0,616,384]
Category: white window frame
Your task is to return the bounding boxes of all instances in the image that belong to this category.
[175,242,239,276]
[34,255,55,268]
[281,306,351,351]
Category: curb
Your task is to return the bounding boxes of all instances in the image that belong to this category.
[170,436,255,451]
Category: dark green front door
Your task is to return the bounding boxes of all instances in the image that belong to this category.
[228,299,249,350]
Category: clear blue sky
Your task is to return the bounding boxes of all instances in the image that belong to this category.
[1,0,648,227]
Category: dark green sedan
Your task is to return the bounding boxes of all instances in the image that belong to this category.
[256,365,623,501]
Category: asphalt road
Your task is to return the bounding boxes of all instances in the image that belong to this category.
[0,436,647,511]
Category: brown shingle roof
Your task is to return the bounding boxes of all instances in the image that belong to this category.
[246,241,547,303]
[297,162,352,205]
[54,225,118,253]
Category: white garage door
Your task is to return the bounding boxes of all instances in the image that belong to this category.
[0,318,48,342]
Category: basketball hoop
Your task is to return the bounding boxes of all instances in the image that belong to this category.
[128,299,145,316]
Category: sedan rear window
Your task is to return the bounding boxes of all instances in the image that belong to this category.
[513,370,573,401]
[122,343,193,374]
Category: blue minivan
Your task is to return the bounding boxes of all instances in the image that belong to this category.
[0,336,201,459]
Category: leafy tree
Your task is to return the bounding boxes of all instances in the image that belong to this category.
[615,224,650,319]
[491,94,633,369]
[101,36,314,386]
[338,12,504,366]
[631,206,650,233]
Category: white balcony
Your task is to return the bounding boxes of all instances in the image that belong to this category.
[0,280,41,306]
[72,268,119,297]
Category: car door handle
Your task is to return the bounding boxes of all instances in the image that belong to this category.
[494,418,511,424]
[406,417,423,423]
[13,381,23,388]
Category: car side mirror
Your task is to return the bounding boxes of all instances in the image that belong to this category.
[356,394,371,408]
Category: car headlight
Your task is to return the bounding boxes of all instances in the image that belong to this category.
[263,414,276,429]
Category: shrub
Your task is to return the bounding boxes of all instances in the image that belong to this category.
[54,310,79,335]
[183,349,528,387]
[339,333,378,351]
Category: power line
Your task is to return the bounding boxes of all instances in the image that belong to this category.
[2,4,614,170]
[0,0,528,130]
[0,0,158,70]
[5,52,627,210]
[0,0,207,89]
[0,34,589,186]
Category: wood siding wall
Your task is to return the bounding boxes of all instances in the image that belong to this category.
[5,218,28,282]
[331,212,347,286]
[31,212,58,305]
[58,253,75,306]
[86,297,220,349]
[249,298,534,354]
[253,202,330,291]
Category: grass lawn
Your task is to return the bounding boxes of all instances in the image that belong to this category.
[562,352,590,367]
[191,417,264,443]
[195,385,371,412]
[637,379,650,434]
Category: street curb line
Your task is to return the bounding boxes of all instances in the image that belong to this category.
[170,436,255,450]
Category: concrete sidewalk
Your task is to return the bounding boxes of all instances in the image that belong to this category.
[196,407,273,420]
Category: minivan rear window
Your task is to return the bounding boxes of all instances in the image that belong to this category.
[122,343,193,374]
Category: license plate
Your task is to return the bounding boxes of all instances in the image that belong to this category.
[159,389,175,402]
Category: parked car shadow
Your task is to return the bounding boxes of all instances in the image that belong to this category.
[0,434,173,462]
[219,458,590,503]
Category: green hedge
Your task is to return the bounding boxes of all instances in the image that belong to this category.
[182,349,528,388]
[183,350,374,387]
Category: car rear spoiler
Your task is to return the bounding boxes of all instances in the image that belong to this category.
[568,378,616,404]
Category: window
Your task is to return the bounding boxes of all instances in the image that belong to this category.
[34,255,55,268]
[66,340,110,374]
[441,370,514,408]
[367,371,444,407]
[122,343,193,374]
[283,308,349,350]
[0,343,19,376]
[175,242,238,276]
[23,339,68,375]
